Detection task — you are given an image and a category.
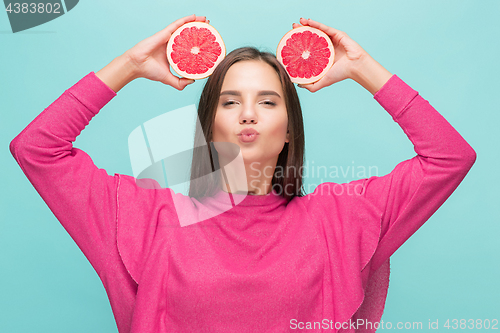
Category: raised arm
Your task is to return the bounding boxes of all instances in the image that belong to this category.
[9,14,209,276]
[354,70,476,272]
[297,18,476,272]
[9,69,120,275]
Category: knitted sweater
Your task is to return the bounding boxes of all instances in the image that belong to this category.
[10,72,476,332]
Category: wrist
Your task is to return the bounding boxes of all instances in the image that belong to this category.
[96,54,138,93]
[350,55,393,95]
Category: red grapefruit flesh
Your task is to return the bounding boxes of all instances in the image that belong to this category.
[167,21,226,80]
[277,26,335,84]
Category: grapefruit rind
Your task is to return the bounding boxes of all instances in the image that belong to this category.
[167,21,226,80]
[276,26,335,85]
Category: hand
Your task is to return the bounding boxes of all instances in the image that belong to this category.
[292,18,370,92]
[123,14,209,90]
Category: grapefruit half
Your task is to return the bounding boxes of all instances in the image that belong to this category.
[277,26,335,84]
[167,21,226,80]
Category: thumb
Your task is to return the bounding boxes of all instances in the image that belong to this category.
[178,78,196,90]
[298,79,327,93]
[162,74,195,90]
[171,77,195,90]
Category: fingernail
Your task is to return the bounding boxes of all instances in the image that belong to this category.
[297,84,304,88]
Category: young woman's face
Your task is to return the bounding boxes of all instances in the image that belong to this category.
[212,60,289,166]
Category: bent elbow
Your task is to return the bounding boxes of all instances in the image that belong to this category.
[9,130,45,166]
[9,132,24,162]
[461,145,477,170]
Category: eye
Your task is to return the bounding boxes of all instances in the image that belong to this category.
[222,100,238,107]
[261,100,277,106]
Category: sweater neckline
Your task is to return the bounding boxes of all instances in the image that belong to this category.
[210,187,288,207]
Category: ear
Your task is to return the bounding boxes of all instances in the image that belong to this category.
[286,129,290,143]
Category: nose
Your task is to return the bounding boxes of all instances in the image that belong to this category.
[239,103,257,124]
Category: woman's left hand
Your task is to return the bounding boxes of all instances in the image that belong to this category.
[292,18,369,92]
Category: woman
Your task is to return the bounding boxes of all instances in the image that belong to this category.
[10,14,476,333]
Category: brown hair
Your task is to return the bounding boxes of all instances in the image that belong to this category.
[188,46,305,202]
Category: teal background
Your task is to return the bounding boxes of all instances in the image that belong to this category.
[1,0,498,331]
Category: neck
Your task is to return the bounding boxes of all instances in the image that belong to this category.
[219,158,277,196]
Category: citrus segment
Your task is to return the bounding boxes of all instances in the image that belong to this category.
[167,22,226,80]
[277,26,335,84]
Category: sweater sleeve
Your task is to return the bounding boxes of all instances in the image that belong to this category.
[312,74,476,275]
[9,72,119,277]
[356,74,476,272]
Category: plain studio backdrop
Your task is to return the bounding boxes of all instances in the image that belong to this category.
[1,0,498,331]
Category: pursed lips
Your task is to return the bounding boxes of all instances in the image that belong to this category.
[238,128,259,136]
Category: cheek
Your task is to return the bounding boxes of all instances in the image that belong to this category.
[271,112,289,139]
[213,112,230,141]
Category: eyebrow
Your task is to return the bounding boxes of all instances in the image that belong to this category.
[220,90,281,98]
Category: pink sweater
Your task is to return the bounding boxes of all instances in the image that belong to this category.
[10,72,476,332]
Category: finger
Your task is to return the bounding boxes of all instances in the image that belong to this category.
[292,23,302,29]
[151,14,206,44]
[195,15,207,22]
[303,18,348,45]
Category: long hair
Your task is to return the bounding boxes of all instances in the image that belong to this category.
[188,47,305,202]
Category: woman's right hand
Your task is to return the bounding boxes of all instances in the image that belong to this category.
[292,18,371,92]
[124,14,209,90]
